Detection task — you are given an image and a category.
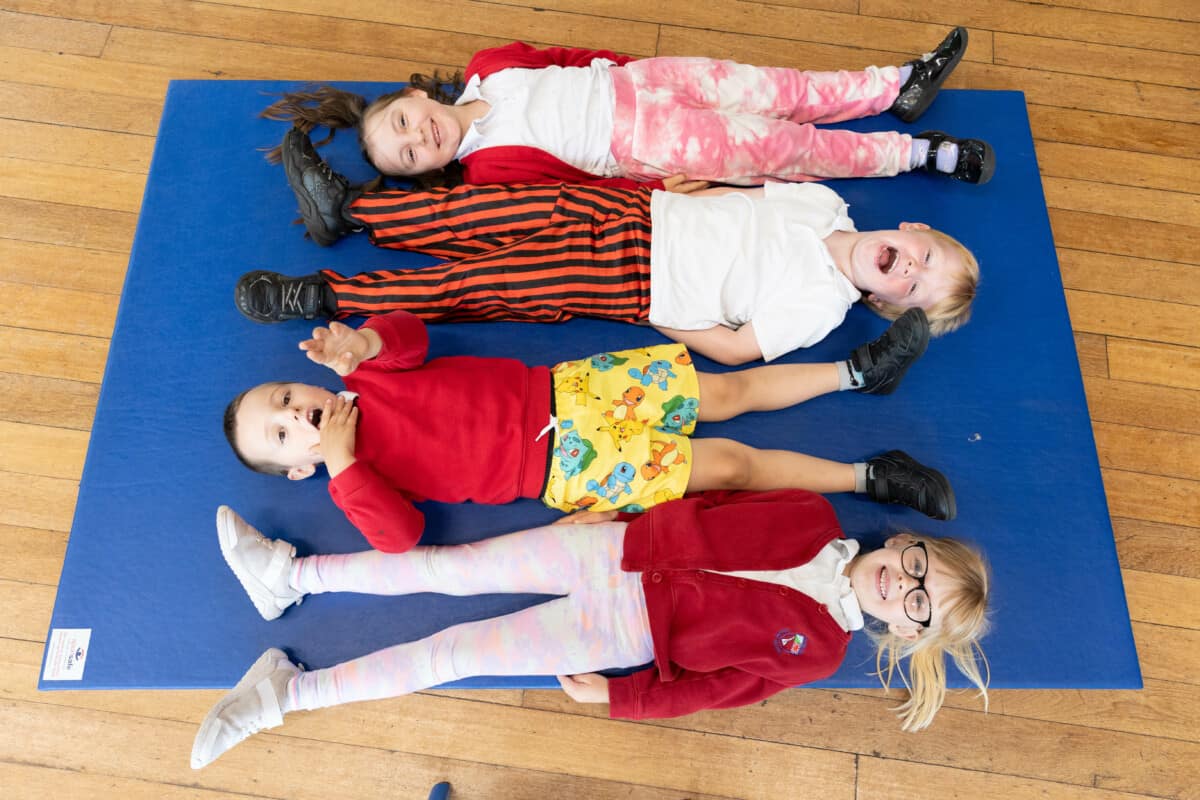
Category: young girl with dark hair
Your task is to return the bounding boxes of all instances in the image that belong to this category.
[262,29,993,190]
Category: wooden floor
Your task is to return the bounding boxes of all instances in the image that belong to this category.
[1,1,1197,798]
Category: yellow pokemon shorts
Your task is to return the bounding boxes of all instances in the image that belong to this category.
[542,344,700,513]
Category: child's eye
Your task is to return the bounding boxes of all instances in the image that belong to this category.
[282,391,291,407]
[400,114,406,129]
[925,250,931,264]
[908,282,918,297]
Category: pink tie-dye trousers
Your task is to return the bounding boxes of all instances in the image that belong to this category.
[285,522,654,711]
[609,58,910,184]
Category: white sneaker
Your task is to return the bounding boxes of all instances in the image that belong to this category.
[216,505,304,620]
[191,647,300,769]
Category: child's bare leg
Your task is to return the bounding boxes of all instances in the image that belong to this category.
[694,308,933,421]
[696,364,838,421]
[687,439,956,520]
[688,438,855,493]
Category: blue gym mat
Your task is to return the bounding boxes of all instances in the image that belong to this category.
[40,81,1141,691]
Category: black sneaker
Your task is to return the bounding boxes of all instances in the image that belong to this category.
[280,126,362,246]
[891,26,968,123]
[235,270,336,324]
[914,131,995,185]
[866,450,957,520]
[849,308,930,395]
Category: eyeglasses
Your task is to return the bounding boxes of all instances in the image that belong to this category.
[900,542,932,628]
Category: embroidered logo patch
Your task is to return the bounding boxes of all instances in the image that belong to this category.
[774,629,807,656]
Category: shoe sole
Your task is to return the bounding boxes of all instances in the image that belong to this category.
[191,647,292,769]
[280,128,337,247]
[971,139,996,186]
[895,27,968,123]
[216,506,297,621]
[859,310,931,395]
[234,270,283,324]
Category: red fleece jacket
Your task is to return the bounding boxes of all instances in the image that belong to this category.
[608,489,852,719]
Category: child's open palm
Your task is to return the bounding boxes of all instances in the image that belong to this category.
[299,321,377,376]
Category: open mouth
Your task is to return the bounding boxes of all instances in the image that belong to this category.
[878,566,889,600]
[431,119,441,149]
[308,407,323,428]
[877,246,899,274]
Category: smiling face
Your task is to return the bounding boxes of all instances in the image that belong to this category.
[847,223,967,312]
[233,382,338,480]
[361,89,462,176]
[847,534,956,640]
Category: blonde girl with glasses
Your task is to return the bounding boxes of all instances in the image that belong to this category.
[191,489,990,769]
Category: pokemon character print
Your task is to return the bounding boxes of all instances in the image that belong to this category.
[543,344,698,513]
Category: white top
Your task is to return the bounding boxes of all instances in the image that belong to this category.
[648,182,861,362]
[455,62,620,177]
[716,538,865,632]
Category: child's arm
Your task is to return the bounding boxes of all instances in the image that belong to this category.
[653,324,764,366]
[328,462,427,553]
[606,665,789,719]
[301,322,383,376]
[300,312,430,375]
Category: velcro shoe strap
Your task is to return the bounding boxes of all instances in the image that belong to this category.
[255,678,285,729]
[262,540,294,590]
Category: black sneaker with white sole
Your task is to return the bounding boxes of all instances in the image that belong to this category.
[849,308,931,395]
[866,450,957,520]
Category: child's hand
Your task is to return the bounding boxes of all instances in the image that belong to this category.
[319,396,358,478]
[557,673,610,704]
[300,322,381,376]
[553,510,620,525]
[662,174,711,194]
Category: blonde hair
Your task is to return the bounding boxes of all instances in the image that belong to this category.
[867,535,990,731]
[868,229,979,337]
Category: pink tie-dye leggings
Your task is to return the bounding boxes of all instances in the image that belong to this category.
[609,58,910,184]
[285,522,654,711]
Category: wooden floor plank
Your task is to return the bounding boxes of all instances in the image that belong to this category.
[1108,337,1200,391]
[1094,421,1200,481]
[1028,104,1200,159]
[0,420,89,481]
[0,372,101,431]
[0,326,108,384]
[1059,249,1200,306]
[1050,209,1198,266]
[1036,0,1200,21]
[0,196,136,253]
[198,0,662,55]
[996,30,1200,89]
[1037,141,1200,194]
[1102,468,1200,529]
[0,238,127,295]
[0,8,111,56]
[1066,290,1200,348]
[1084,375,1200,435]
[0,45,172,100]
[0,523,67,585]
[1123,568,1200,630]
[1074,331,1108,377]
[1044,177,1199,228]
[1114,516,1200,579]
[0,156,145,214]
[0,79,163,135]
[860,0,1200,54]
[0,469,78,532]
[0,117,153,173]
[857,756,1160,800]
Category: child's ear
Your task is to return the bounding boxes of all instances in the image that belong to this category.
[287,464,316,481]
[899,222,931,232]
[863,293,885,310]
[888,622,921,641]
[408,88,429,99]
[883,533,918,549]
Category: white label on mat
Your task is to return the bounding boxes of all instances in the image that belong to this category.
[43,628,92,681]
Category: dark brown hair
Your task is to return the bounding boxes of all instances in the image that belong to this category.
[224,385,288,477]
[261,71,466,188]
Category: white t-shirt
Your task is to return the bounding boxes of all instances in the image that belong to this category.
[648,182,861,362]
[716,538,865,633]
[455,62,620,177]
